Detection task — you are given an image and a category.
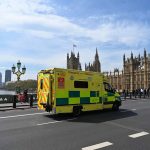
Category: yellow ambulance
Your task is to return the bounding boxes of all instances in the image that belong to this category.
[37,68,121,116]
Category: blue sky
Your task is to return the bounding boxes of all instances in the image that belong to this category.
[0,0,150,81]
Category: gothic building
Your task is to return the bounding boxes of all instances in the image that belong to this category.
[85,48,101,72]
[67,48,101,72]
[67,51,82,70]
[104,49,150,91]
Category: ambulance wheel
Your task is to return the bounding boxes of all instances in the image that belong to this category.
[73,106,81,116]
[112,102,119,111]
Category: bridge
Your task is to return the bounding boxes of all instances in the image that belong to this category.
[0,93,37,111]
[0,93,150,149]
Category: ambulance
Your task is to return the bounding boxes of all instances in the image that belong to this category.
[37,68,121,116]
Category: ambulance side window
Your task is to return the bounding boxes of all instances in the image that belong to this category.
[40,79,43,89]
[74,81,88,88]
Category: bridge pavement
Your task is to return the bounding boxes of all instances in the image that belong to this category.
[0,98,149,150]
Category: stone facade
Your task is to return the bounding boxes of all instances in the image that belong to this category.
[85,48,101,72]
[67,51,82,70]
[104,49,150,92]
[67,48,101,72]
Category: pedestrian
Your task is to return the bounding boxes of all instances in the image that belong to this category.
[23,89,28,102]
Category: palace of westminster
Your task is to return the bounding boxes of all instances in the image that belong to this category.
[67,48,150,92]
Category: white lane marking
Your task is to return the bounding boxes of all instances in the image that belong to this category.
[37,120,62,125]
[129,131,149,138]
[82,142,113,150]
[37,117,77,126]
[0,112,48,119]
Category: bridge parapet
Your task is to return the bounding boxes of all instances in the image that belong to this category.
[0,94,37,110]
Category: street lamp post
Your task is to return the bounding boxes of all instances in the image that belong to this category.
[12,60,26,81]
[12,60,26,93]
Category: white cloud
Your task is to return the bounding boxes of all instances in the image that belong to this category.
[0,0,150,81]
[1,0,150,46]
[86,22,150,46]
[0,66,7,69]
[0,0,55,15]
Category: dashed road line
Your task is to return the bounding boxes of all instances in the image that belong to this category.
[37,118,77,126]
[120,109,137,112]
[129,131,149,138]
[0,112,48,119]
[82,141,113,150]
[37,120,62,126]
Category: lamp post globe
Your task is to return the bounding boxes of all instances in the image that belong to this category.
[12,64,16,73]
[22,65,26,74]
[17,60,21,70]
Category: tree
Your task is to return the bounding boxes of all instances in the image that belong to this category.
[5,80,37,92]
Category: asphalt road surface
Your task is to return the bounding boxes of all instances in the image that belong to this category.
[0,98,150,150]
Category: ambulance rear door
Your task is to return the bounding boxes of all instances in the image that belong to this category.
[37,72,52,110]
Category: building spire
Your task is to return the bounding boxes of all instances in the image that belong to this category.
[77,52,79,58]
[144,48,147,58]
[95,48,99,60]
[138,53,141,61]
[123,54,126,64]
[131,51,133,60]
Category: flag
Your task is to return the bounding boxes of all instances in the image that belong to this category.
[73,44,77,47]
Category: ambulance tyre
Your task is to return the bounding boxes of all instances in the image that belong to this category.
[112,102,119,111]
[73,106,82,116]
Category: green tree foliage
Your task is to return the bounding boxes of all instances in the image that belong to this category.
[5,80,37,92]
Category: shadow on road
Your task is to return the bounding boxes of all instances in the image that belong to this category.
[44,109,137,124]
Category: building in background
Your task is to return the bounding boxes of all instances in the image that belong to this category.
[104,49,150,92]
[67,48,101,73]
[5,70,11,83]
[67,48,150,91]
[0,72,2,87]
[67,51,82,70]
[85,48,101,72]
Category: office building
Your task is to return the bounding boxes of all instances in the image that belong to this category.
[0,72,2,87]
[5,70,11,83]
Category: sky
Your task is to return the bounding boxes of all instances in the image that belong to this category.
[0,0,150,81]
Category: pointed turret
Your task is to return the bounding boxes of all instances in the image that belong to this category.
[138,53,141,61]
[144,48,147,58]
[95,48,99,60]
[67,50,82,70]
[67,53,69,59]
[123,54,126,64]
[77,52,79,58]
[131,51,133,60]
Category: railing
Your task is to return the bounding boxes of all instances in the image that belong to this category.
[120,91,150,100]
[0,94,37,110]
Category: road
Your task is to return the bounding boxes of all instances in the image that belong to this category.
[0,99,150,150]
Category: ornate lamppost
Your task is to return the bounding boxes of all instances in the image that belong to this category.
[12,60,26,93]
[12,60,26,81]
